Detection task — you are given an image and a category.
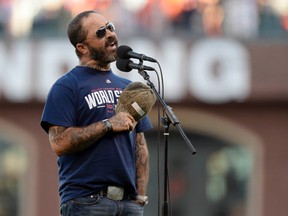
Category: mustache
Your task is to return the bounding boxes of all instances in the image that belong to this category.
[106,36,118,47]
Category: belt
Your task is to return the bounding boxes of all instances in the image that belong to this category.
[97,186,135,200]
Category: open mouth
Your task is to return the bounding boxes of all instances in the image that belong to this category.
[109,42,116,48]
[107,39,117,49]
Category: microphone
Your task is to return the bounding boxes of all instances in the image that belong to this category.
[117,45,157,63]
[116,58,155,72]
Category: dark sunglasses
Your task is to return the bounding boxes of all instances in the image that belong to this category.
[95,22,115,39]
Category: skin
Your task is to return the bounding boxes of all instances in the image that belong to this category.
[48,12,149,200]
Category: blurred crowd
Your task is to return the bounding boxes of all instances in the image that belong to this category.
[0,0,287,40]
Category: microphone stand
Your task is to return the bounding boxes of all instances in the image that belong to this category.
[137,70,196,216]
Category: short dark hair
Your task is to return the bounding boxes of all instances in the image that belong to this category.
[67,10,96,56]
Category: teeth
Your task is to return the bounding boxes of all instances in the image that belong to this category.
[107,41,116,48]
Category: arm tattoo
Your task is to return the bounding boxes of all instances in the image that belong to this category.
[135,132,149,195]
[49,121,108,156]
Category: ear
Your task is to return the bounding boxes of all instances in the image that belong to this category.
[76,43,88,55]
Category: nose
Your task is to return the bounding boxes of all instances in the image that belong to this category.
[106,28,117,39]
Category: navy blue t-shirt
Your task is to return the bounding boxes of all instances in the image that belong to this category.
[40,66,153,205]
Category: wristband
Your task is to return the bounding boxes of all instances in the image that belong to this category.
[136,195,149,205]
[102,119,112,132]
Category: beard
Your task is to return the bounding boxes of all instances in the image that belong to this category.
[87,39,118,68]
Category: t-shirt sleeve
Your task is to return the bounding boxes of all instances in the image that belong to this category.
[40,82,77,133]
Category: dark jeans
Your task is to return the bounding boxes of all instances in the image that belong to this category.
[60,194,144,216]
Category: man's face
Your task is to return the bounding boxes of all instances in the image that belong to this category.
[82,13,118,66]
[86,35,118,67]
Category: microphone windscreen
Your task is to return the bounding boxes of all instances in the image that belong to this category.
[116,82,156,121]
[117,45,132,59]
[116,59,132,72]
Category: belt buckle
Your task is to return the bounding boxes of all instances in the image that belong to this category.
[107,186,124,201]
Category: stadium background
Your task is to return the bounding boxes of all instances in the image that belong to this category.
[0,0,288,216]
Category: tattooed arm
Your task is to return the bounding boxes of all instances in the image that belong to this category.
[135,132,149,196]
[48,112,136,156]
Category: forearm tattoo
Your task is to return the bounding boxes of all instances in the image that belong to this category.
[135,132,149,195]
[49,121,107,155]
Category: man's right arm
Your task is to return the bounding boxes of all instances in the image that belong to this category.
[48,112,136,156]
